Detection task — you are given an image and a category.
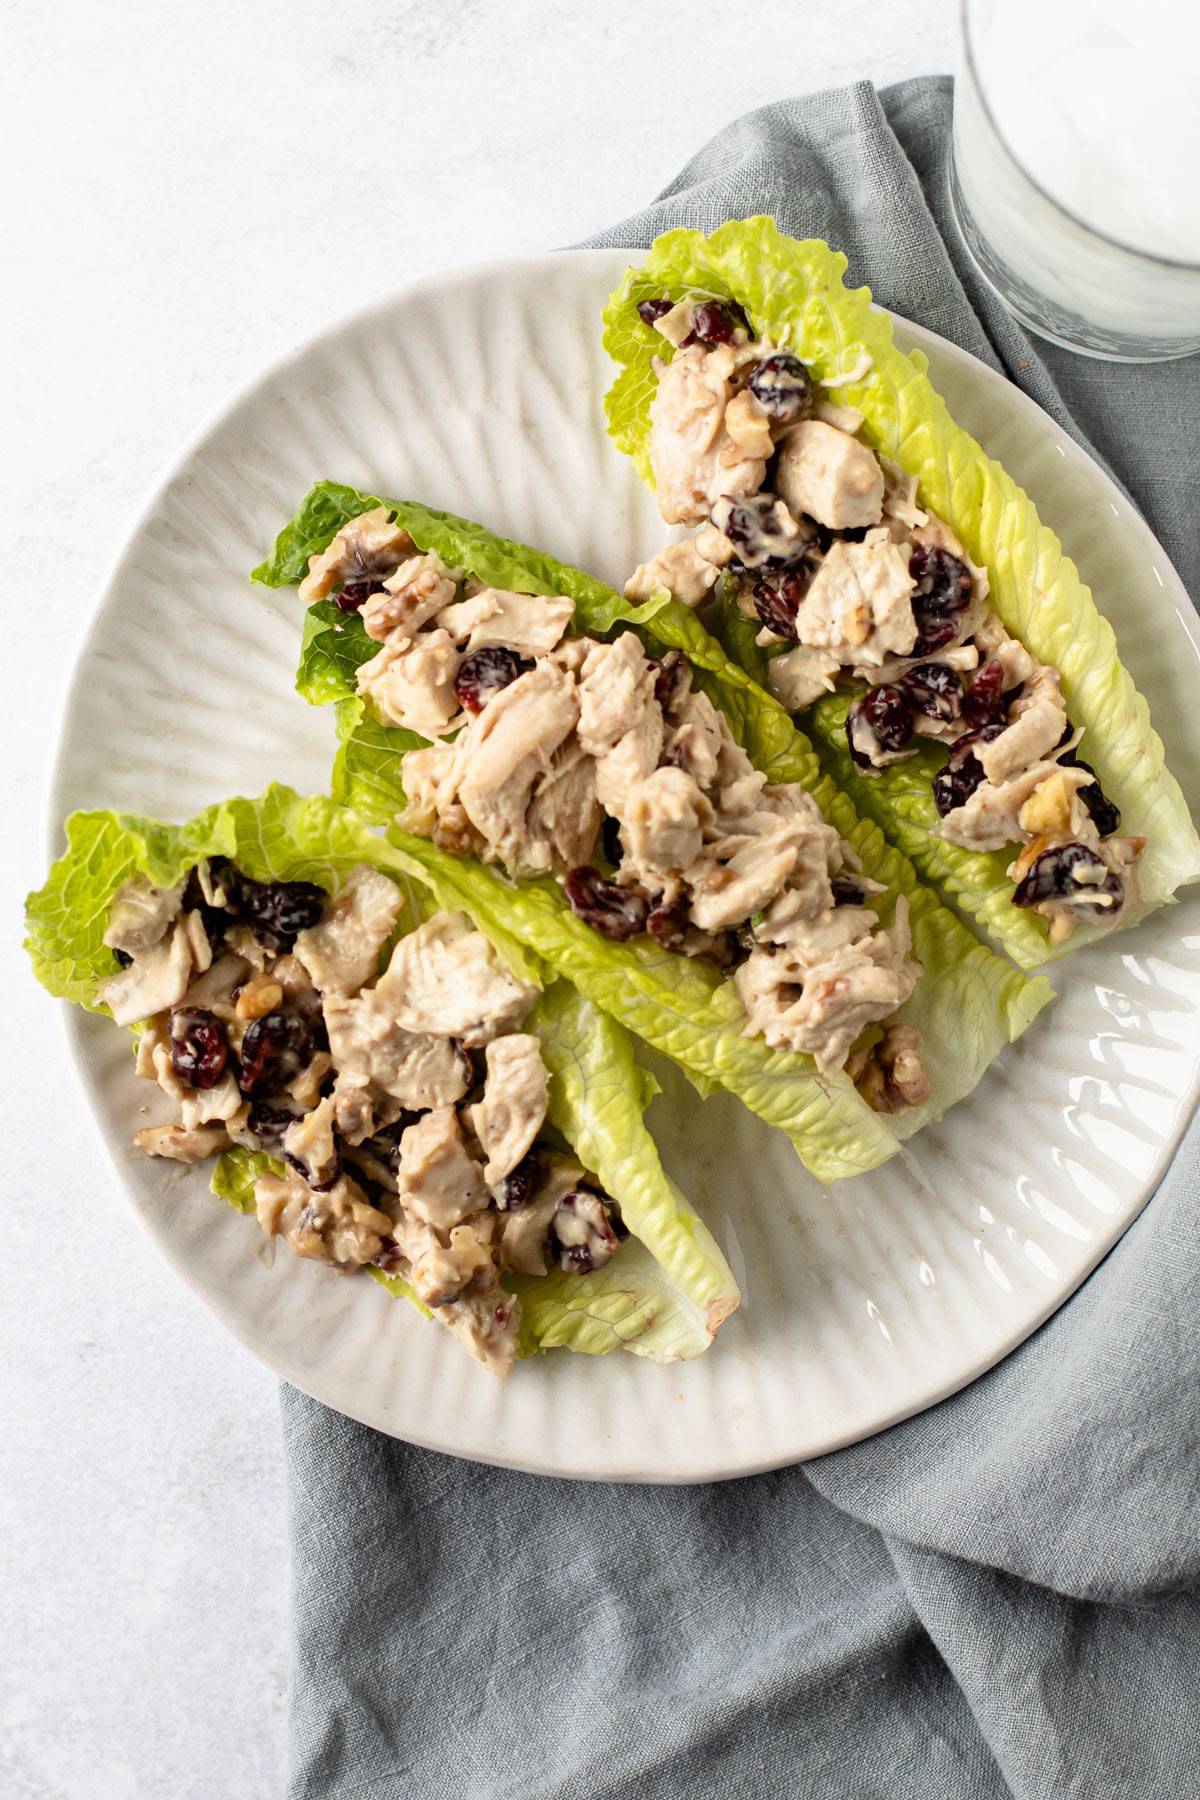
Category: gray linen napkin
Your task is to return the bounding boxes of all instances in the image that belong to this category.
[283,80,1200,1799]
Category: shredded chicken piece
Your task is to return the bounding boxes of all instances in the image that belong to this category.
[298,508,414,604]
[648,342,770,523]
[775,420,885,530]
[377,912,537,1046]
[255,1166,392,1269]
[794,537,917,667]
[98,912,212,1026]
[469,1034,548,1185]
[103,875,185,955]
[293,864,404,996]
[439,587,574,658]
[766,643,841,711]
[621,766,713,877]
[357,627,463,737]
[397,1107,488,1231]
[135,1122,231,1162]
[625,536,724,607]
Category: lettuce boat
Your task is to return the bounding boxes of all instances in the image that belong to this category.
[601,216,1200,969]
[25,784,739,1371]
[253,481,1052,1184]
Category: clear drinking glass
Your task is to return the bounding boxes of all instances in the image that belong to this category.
[950,0,1200,361]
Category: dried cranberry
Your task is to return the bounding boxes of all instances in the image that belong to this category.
[365,1113,424,1165]
[284,1148,341,1192]
[1057,751,1121,836]
[600,815,624,868]
[236,878,326,953]
[334,580,385,614]
[652,649,689,712]
[247,1101,296,1146]
[375,1238,406,1276]
[169,1007,229,1090]
[900,661,963,724]
[684,300,749,346]
[113,948,133,968]
[454,646,532,715]
[646,888,691,949]
[909,544,972,655]
[563,867,649,941]
[747,350,812,423]
[1013,843,1124,914]
[751,571,807,641]
[637,297,673,327]
[550,1188,621,1275]
[714,493,807,573]
[961,659,1007,729]
[832,878,866,905]
[931,724,1005,816]
[846,685,914,768]
[495,1153,541,1210]
[237,1010,313,1095]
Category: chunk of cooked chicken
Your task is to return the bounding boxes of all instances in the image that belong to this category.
[298,507,415,604]
[577,633,664,812]
[663,686,725,790]
[621,766,712,878]
[103,875,185,956]
[624,536,723,607]
[795,537,917,667]
[735,900,918,1072]
[375,912,537,1046]
[390,1213,519,1376]
[524,737,602,872]
[775,420,885,531]
[452,660,580,873]
[648,343,770,524]
[766,643,841,711]
[468,1033,549,1185]
[98,912,212,1026]
[322,986,470,1108]
[282,1095,340,1188]
[357,627,463,737]
[293,864,404,996]
[135,1121,231,1162]
[255,1165,392,1269]
[498,1155,584,1278]
[397,1106,488,1231]
[359,550,459,643]
[439,587,575,658]
[976,665,1069,787]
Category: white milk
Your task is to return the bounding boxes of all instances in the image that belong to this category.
[952,0,1200,357]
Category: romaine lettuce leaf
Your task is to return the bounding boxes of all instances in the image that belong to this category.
[602,217,1200,962]
[257,482,1051,1170]
[26,786,736,1361]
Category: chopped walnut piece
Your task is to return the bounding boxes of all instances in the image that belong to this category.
[852,1023,932,1114]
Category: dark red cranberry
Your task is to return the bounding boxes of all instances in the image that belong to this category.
[550,1188,621,1275]
[454,646,532,714]
[962,659,1007,729]
[637,297,673,327]
[832,878,866,905]
[237,1010,313,1096]
[169,1008,229,1090]
[1013,843,1124,914]
[751,571,807,641]
[365,1113,424,1165]
[375,1238,406,1276]
[600,815,624,868]
[1057,750,1121,836]
[495,1153,541,1210]
[846,685,914,768]
[909,544,972,655]
[900,661,963,724]
[334,581,385,614]
[652,649,689,712]
[247,1101,297,1146]
[747,351,812,422]
[113,948,133,968]
[684,300,749,346]
[284,1147,341,1192]
[646,888,691,949]
[238,878,326,953]
[931,723,1005,816]
[714,493,808,572]
[563,867,649,941]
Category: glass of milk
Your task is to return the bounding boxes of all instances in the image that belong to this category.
[950,0,1200,360]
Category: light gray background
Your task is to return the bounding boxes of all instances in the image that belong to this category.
[1,3,955,1794]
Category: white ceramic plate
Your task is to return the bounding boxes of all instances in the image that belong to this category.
[49,249,1200,1482]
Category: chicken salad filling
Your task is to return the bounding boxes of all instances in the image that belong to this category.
[299,508,925,1092]
[625,294,1144,946]
[101,856,625,1375]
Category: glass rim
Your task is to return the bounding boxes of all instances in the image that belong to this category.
[959,0,1200,275]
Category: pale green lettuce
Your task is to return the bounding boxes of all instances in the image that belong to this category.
[256,484,1051,1176]
[25,785,738,1361]
[602,217,1200,966]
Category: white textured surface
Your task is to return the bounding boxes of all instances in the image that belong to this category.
[1,5,960,1797]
